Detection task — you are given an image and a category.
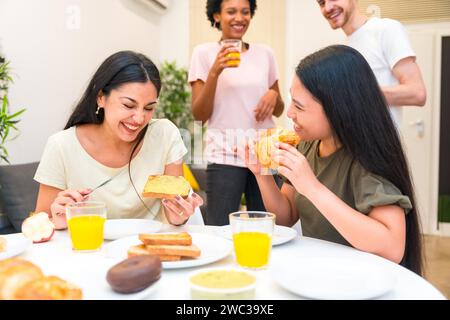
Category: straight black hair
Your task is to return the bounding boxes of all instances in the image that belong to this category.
[65,50,161,130]
[296,45,423,275]
[206,0,257,30]
[65,51,161,209]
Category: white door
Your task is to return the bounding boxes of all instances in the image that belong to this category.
[403,30,443,235]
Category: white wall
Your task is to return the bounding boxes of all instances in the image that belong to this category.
[0,0,188,164]
[284,0,346,127]
[160,0,189,68]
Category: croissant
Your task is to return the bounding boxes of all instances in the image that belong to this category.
[0,258,43,300]
[0,258,82,300]
[14,276,83,300]
[255,128,300,169]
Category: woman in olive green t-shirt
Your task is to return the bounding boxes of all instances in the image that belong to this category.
[240,45,422,275]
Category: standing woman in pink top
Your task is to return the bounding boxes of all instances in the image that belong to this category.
[188,0,284,225]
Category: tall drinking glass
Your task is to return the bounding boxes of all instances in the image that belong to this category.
[229,211,275,269]
[66,201,106,252]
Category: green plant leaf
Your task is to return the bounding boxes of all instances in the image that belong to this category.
[0,59,27,163]
[6,108,26,120]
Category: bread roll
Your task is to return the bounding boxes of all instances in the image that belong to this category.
[255,128,300,169]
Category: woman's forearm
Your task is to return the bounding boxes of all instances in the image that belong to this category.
[191,73,220,122]
[255,175,295,226]
[306,183,406,263]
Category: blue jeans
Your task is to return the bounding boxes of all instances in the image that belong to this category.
[205,163,281,226]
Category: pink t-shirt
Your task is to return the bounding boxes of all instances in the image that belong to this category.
[189,42,278,166]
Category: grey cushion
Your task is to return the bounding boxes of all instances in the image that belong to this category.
[0,162,40,232]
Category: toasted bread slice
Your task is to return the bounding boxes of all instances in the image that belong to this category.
[139,232,192,246]
[128,245,151,258]
[127,245,182,261]
[142,175,191,199]
[158,255,182,262]
[144,244,201,258]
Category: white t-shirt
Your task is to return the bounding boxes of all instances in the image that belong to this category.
[34,119,187,221]
[188,42,278,166]
[347,17,416,127]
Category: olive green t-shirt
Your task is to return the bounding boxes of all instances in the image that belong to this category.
[286,141,412,247]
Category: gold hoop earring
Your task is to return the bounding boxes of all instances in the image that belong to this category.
[96,106,102,115]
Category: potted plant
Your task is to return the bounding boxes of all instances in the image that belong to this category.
[0,55,26,163]
[155,61,205,195]
[155,61,194,145]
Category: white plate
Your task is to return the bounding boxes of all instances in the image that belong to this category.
[104,219,163,240]
[0,233,32,260]
[214,225,298,246]
[104,233,232,269]
[44,258,159,300]
[271,257,397,300]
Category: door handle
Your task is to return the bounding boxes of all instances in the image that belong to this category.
[409,119,425,138]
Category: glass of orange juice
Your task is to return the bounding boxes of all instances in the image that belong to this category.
[66,201,106,252]
[220,39,242,67]
[229,211,275,269]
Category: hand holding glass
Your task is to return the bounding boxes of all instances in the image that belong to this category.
[66,201,106,251]
[229,211,275,269]
[221,39,242,67]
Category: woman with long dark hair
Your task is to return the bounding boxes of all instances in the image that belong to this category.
[34,51,203,229]
[241,45,422,274]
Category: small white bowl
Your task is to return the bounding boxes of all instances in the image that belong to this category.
[104,219,162,240]
[189,267,256,300]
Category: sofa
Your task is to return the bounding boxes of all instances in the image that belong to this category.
[0,162,40,234]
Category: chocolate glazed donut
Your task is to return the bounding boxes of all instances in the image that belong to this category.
[107,255,162,294]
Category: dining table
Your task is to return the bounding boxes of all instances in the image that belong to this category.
[13,224,447,300]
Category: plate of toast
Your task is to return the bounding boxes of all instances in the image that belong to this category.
[103,232,232,269]
[214,225,298,246]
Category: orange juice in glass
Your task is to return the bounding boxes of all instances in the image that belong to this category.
[229,211,275,269]
[66,201,106,252]
[221,39,242,67]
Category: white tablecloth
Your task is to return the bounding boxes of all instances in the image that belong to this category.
[17,225,446,300]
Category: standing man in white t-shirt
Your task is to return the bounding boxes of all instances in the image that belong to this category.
[316,0,426,127]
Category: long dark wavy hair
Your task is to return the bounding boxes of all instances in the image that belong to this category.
[296,45,423,275]
[65,50,161,130]
[65,51,162,207]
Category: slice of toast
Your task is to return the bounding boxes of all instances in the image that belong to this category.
[127,245,182,261]
[139,232,192,246]
[144,244,201,258]
[142,175,191,199]
[128,244,151,257]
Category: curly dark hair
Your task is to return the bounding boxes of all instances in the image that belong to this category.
[206,0,257,30]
